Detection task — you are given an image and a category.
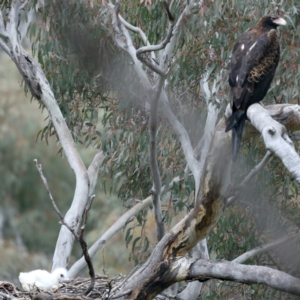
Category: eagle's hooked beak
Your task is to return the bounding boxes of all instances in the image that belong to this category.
[273,17,287,26]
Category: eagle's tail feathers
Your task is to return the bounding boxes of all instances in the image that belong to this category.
[225,111,246,161]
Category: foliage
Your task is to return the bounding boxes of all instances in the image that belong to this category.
[1,0,300,297]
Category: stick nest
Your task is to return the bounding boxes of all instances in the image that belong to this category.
[0,274,126,300]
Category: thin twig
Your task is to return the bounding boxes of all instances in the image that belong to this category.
[0,291,17,300]
[68,176,182,277]
[289,132,300,141]
[34,159,95,296]
[34,159,65,221]
[226,151,273,206]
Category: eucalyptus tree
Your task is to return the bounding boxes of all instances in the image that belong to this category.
[1,0,300,299]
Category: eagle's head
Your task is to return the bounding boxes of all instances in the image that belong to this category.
[258,15,287,30]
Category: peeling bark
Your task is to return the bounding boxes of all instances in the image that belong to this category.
[115,102,300,298]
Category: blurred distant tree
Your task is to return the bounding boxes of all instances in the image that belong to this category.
[1,0,300,298]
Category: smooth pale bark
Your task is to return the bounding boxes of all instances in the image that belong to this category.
[113,117,232,299]
[247,104,300,184]
[177,240,209,300]
[0,0,103,270]
[3,1,300,299]
[135,10,175,241]
[112,257,300,299]
[68,177,181,277]
[183,259,300,296]
[149,79,165,241]
[113,102,300,298]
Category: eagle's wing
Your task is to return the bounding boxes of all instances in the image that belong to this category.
[230,33,269,85]
[229,30,276,109]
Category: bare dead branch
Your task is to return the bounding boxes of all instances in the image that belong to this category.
[226,151,273,206]
[34,159,95,296]
[79,195,95,296]
[233,230,300,264]
[0,291,16,300]
[34,159,65,221]
[68,195,153,278]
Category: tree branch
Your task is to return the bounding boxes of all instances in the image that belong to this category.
[178,239,209,300]
[68,177,182,277]
[135,2,175,241]
[0,0,91,270]
[160,93,201,183]
[118,14,156,62]
[181,258,300,296]
[108,2,151,88]
[108,1,199,188]
[149,77,166,241]
[34,159,95,296]
[19,0,29,10]
[233,230,300,264]
[247,104,300,184]
[87,151,104,197]
[194,73,222,195]
[136,2,174,76]
[159,1,202,72]
[117,256,300,298]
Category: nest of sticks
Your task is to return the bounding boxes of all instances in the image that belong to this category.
[0,274,127,300]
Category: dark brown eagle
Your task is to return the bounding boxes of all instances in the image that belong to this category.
[225,15,286,161]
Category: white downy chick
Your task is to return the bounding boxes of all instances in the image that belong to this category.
[19,268,68,291]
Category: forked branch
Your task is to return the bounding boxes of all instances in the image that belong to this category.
[0,0,90,270]
[135,1,174,241]
[136,2,174,76]
[34,159,95,296]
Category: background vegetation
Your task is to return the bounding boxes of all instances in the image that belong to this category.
[1,0,300,298]
[0,55,133,283]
